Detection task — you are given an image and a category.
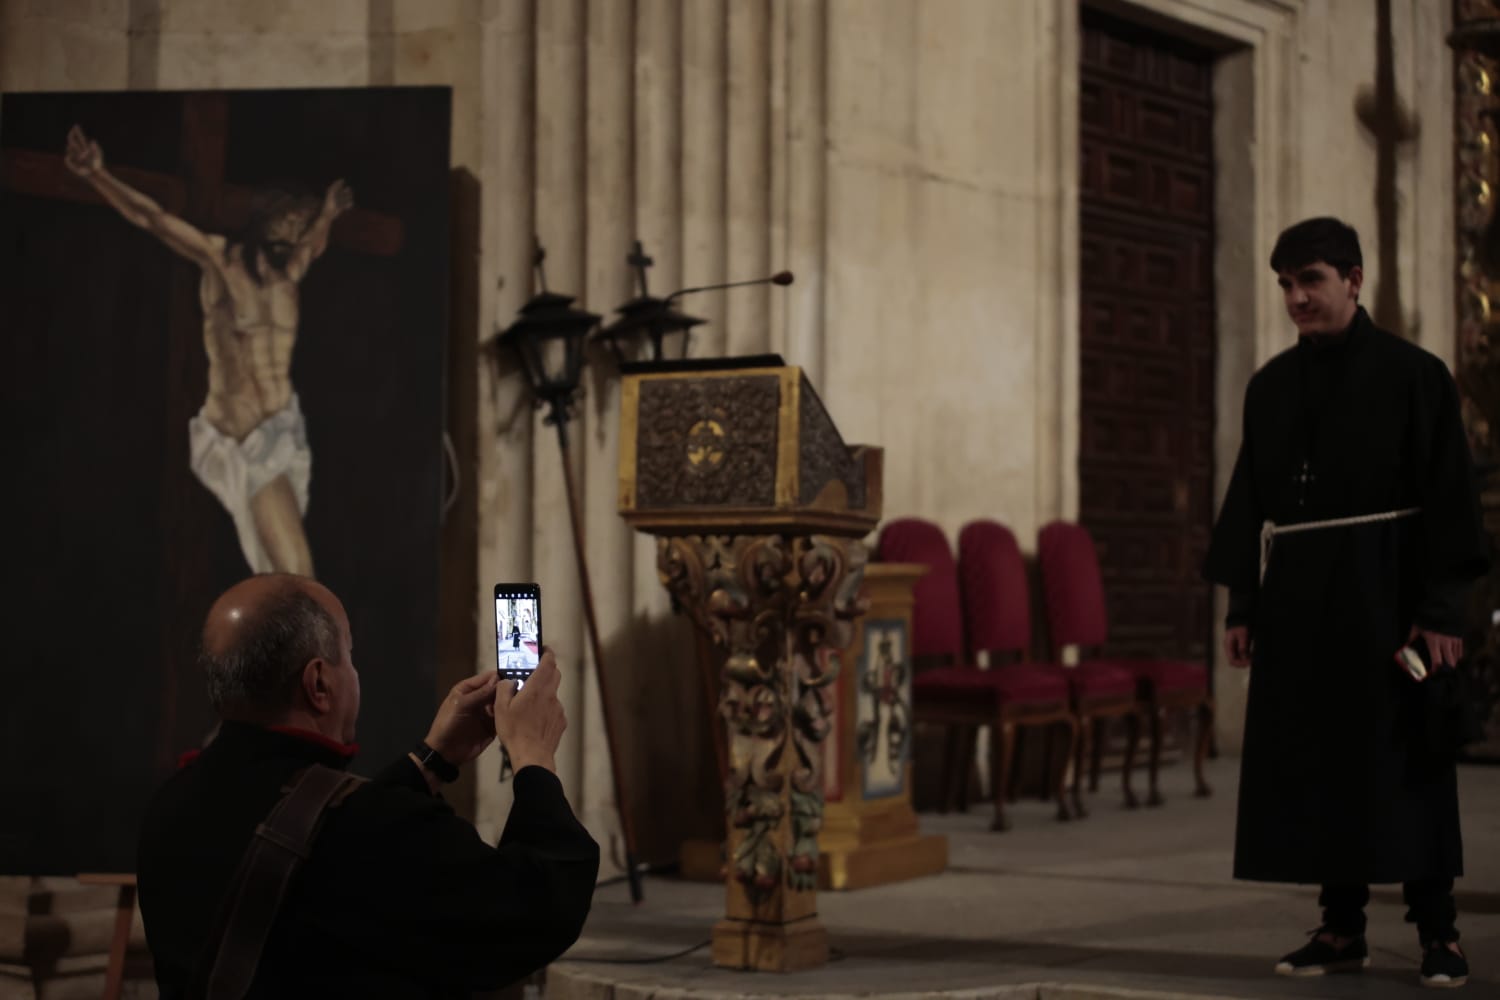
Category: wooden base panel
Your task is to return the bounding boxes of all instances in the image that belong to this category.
[678,838,726,883]
[711,914,828,972]
[817,832,947,891]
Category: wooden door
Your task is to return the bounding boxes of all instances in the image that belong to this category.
[1079,10,1216,666]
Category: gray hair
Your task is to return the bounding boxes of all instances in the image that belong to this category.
[202,584,342,720]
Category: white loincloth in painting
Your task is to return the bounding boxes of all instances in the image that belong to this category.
[189,394,312,573]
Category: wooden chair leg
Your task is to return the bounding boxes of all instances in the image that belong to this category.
[1089,715,1104,792]
[1008,728,1023,803]
[1146,703,1166,807]
[958,725,977,813]
[991,719,1016,831]
[1054,717,1077,822]
[1072,713,1090,819]
[939,726,958,813]
[1038,728,1053,803]
[1194,698,1215,798]
[1122,710,1140,809]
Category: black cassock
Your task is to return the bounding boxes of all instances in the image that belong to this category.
[1204,307,1487,885]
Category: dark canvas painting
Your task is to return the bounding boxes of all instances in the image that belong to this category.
[0,87,451,873]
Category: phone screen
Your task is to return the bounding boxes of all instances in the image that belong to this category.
[494,584,543,687]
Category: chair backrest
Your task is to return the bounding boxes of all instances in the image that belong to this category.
[957,519,1031,658]
[874,517,965,661]
[1036,520,1109,655]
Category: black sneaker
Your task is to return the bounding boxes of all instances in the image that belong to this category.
[1274,930,1370,977]
[1421,941,1468,989]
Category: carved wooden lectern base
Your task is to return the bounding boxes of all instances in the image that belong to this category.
[618,360,882,972]
[659,533,866,971]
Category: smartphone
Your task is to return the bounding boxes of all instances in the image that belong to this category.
[494,583,543,688]
[1395,635,1431,682]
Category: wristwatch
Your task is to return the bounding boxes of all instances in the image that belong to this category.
[411,741,460,783]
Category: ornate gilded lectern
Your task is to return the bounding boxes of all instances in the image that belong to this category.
[618,357,880,972]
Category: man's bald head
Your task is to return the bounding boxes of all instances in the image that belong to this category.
[201,574,345,722]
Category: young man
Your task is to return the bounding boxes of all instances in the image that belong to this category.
[137,574,599,995]
[1204,218,1487,988]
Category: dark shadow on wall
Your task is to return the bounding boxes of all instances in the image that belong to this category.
[439,166,481,822]
[599,606,726,869]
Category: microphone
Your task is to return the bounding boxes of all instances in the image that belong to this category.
[665,271,794,302]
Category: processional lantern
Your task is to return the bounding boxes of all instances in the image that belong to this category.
[594,238,794,365]
[492,239,643,905]
[495,242,600,433]
[593,239,706,364]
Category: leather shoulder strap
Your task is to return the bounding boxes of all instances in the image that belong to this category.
[200,764,367,1000]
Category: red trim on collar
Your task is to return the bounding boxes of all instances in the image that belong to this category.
[268,725,360,758]
[176,749,202,770]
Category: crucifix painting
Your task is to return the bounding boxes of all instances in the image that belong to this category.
[0,87,451,874]
[64,125,350,575]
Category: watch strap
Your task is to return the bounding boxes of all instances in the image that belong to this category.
[412,741,460,783]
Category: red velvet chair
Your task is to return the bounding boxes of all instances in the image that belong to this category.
[877,517,1076,830]
[958,519,1139,817]
[1036,520,1214,806]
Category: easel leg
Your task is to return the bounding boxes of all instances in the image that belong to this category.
[103,883,136,1000]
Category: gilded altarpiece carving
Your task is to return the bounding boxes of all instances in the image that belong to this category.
[1450,1,1500,759]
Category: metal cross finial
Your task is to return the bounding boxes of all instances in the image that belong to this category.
[533,237,549,293]
[627,239,653,296]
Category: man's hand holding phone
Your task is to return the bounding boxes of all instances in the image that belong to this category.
[495,647,567,776]
[410,672,502,792]
[423,672,502,763]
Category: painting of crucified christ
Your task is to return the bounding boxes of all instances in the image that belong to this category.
[65,125,350,576]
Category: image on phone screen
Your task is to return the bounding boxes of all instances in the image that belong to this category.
[494,584,542,687]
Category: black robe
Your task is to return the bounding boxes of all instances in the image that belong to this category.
[1204,307,1487,885]
[138,722,600,997]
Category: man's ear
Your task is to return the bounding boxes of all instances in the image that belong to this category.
[299,659,333,713]
[1346,265,1364,298]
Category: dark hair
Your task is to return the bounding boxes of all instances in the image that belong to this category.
[238,185,319,285]
[244,184,319,240]
[1269,217,1363,276]
[201,582,341,721]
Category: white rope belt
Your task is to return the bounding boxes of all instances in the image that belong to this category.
[1259,508,1420,584]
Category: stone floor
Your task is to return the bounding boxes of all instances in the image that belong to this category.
[547,758,1500,999]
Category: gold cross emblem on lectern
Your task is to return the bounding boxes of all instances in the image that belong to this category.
[687,419,727,470]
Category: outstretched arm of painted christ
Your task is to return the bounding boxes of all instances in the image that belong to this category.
[64,125,220,268]
[285,179,354,282]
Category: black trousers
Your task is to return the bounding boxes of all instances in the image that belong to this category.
[1320,881,1458,944]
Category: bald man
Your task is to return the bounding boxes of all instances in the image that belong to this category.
[136,574,599,997]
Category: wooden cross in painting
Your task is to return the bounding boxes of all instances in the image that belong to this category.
[2,94,404,256]
[1,92,405,766]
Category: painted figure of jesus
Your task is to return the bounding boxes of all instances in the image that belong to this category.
[64,125,351,576]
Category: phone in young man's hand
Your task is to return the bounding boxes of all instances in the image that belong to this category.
[494,583,543,688]
[1395,634,1432,682]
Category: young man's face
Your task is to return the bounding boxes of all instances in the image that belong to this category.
[1277,260,1363,335]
